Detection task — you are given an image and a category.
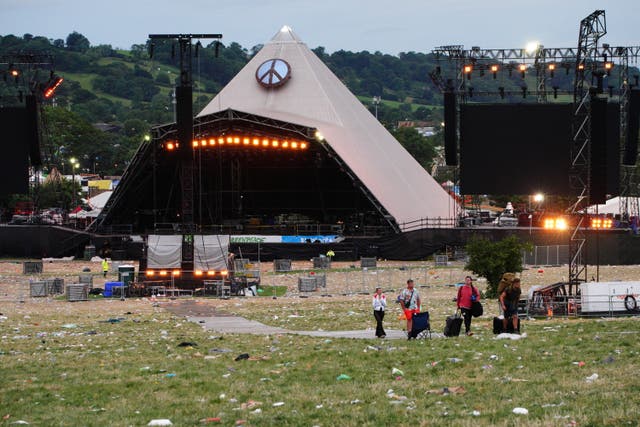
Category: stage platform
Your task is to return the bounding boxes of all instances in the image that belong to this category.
[1,224,639,264]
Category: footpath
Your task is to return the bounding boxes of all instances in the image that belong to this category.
[187,314,410,339]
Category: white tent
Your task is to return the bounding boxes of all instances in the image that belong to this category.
[71,191,113,219]
[585,196,639,214]
[199,26,455,228]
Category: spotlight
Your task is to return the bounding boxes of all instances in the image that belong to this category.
[604,62,613,75]
[548,63,555,77]
[490,64,498,79]
[42,75,63,98]
[519,64,526,78]
[464,65,472,80]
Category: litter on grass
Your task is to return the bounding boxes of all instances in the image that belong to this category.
[512,407,529,415]
[585,373,599,383]
[147,420,173,426]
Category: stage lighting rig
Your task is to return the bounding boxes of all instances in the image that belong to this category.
[42,75,63,98]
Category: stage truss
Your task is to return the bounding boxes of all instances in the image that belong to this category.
[430,9,640,292]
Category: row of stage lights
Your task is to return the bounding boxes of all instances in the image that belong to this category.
[145,269,229,277]
[462,62,614,80]
[162,136,309,151]
[541,217,613,230]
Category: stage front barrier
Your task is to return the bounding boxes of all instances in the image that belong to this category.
[274,259,292,272]
[29,278,65,297]
[23,261,43,274]
[66,284,89,301]
[523,245,570,267]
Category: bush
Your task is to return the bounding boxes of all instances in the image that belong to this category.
[465,235,532,297]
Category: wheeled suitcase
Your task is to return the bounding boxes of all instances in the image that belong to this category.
[493,316,521,334]
[444,312,463,337]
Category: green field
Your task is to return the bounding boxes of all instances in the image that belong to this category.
[1,296,638,426]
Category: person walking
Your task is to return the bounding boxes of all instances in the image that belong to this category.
[400,279,421,336]
[500,277,522,333]
[101,258,109,278]
[457,275,480,336]
[372,287,387,338]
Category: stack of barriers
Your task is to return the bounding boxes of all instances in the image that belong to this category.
[408,311,431,339]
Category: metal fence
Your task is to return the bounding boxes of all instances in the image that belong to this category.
[523,245,569,266]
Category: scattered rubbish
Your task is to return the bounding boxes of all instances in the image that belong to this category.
[336,374,351,381]
[235,353,250,361]
[541,402,565,408]
[316,404,323,409]
[272,402,285,407]
[472,410,481,416]
[103,318,125,323]
[61,324,77,329]
[240,400,262,410]
[178,342,198,347]
[9,421,29,425]
[495,333,526,340]
[512,407,529,415]
[199,417,221,423]
[429,361,439,367]
[489,355,499,360]
[209,348,233,354]
[350,399,361,404]
[147,420,173,426]
[585,373,599,383]
[165,373,176,378]
[602,355,615,364]
[426,386,465,395]
[250,409,262,414]
[448,358,462,363]
[391,367,404,377]
[481,365,493,370]
[572,361,586,367]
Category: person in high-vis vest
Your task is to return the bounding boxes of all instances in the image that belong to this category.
[102,258,109,278]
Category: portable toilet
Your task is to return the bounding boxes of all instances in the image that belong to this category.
[118,265,135,286]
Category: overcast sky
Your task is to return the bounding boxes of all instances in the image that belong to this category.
[2,0,638,55]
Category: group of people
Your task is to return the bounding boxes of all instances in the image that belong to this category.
[371,275,522,338]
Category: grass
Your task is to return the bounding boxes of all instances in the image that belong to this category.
[1,296,639,426]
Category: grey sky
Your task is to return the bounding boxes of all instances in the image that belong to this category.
[2,0,638,55]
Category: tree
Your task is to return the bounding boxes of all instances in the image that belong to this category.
[392,127,437,170]
[465,235,532,297]
[66,31,90,52]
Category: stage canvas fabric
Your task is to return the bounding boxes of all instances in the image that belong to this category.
[147,235,182,268]
[194,235,230,271]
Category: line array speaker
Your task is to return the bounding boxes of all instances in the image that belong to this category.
[444,91,457,166]
[623,89,640,166]
[590,97,607,205]
[175,86,193,155]
[25,95,42,168]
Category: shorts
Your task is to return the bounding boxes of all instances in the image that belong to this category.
[504,306,518,318]
[403,308,420,320]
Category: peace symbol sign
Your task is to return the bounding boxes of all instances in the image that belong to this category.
[255,58,291,88]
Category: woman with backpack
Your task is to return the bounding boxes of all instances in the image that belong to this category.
[457,276,481,336]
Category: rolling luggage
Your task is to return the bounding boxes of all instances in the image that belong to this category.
[493,316,521,334]
[444,311,463,337]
